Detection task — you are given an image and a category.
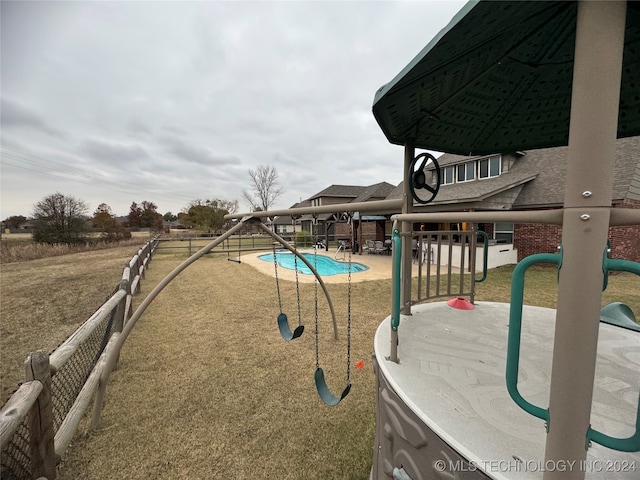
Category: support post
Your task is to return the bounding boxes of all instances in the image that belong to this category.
[543,2,626,479]
[25,351,56,479]
[324,222,329,251]
[401,138,415,315]
[113,278,129,335]
[469,224,477,304]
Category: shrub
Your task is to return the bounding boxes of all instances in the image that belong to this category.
[295,230,312,247]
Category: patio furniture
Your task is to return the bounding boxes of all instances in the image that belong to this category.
[365,240,376,254]
[384,239,392,255]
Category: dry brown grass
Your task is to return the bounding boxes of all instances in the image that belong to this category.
[2,246,637,479]
[0,236,150,264]
[57,253,388,479]
[0,244,150,401]
[55,253,638,479]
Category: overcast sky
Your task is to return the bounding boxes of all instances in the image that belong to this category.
[1,0,466,219]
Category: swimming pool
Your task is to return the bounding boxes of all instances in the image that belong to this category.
[258,252,368,276]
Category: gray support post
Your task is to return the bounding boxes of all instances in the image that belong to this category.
[324,222,329,251]
[24,351,56,479]
[543,2,626,479]
[469,225,478,305]
[401,139,415,315]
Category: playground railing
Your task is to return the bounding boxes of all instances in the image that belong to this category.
[0,237,159,480]
[412,229,488,305]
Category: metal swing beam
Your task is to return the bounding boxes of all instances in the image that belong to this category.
[224,198,403,220]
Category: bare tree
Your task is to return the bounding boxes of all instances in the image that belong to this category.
[242,164,283,212]
[32,192,89,244]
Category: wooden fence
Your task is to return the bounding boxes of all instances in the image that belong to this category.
[154,232,340,257]
[0,238,159,480]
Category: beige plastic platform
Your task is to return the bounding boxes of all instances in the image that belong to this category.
[372,302,640,480]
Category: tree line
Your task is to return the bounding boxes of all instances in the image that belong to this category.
[2,164,284,244]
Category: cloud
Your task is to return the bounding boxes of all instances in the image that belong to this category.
[126,119,152,138]
[80,139,150,164]
[0,97,66,138]
[161,125,188,136]
[159,136,239,168]
[0,1,466,219]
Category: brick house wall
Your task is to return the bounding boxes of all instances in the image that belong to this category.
[334,222,352,241]
[360,222,382,242]
[514,217,563,260]
[513,200,640,262]
[335,221,386,245]
[608,198,640,262]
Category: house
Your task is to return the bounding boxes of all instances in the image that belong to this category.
[271,200,311,236]
[386,136,640,261]
[274,182,396,250]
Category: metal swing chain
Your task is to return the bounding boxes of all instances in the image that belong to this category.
[313,216,320,369]
[346,215,353,384]
[272,225,283,314]
[292,217,302,328]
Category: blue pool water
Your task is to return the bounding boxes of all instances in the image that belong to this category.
[258,252,368,276]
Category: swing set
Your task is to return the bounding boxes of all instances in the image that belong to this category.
[263,215,354,405]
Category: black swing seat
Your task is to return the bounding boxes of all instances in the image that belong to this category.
[314,367,351,406]
[278,313,304,341]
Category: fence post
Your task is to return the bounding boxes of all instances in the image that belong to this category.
[113,278,129,335]
[139,249,146,280]
[24,351,56,479]
[137,249,144,283]
[148,240,153,262]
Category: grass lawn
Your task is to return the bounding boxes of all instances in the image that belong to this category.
[0,245,150,402]
[52,252,638,479]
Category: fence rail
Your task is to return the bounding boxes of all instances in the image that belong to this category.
[413,230,480,304]
[0,237,159,480]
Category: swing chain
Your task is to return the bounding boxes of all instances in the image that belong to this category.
[313,215,320,369]
[272,225,283,314]
[292,216,302,327]
[346,214,353,383]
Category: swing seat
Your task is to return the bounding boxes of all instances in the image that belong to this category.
[278,313,304,341]
[314,367,351,406]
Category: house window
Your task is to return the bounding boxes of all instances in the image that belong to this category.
[443,165,455,185]
[457,161,475,182]
[479,155,501,179]
[494,222,514,243]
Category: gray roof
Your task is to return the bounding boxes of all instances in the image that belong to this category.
[386,136,640,209]
[514,136,640,208]
[351,182,395,203]
[307,184,368,200]
[273,200,312,224]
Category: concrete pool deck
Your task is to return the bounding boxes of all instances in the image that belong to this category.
[240,248,460,284]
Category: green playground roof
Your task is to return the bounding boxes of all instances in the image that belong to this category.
[372,1,640,156]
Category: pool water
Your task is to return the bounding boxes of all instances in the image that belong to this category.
[258,252,368,276]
